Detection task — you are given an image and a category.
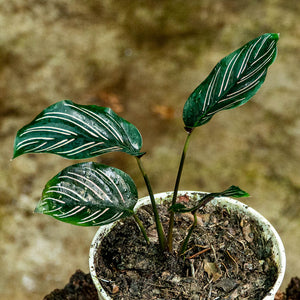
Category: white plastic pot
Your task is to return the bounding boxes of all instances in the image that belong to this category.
[89,191,286,300]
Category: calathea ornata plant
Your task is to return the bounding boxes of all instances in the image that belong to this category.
[14,33,279,254]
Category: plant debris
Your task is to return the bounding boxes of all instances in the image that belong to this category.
[95,199,278,299]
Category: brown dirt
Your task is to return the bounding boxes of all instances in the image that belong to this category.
[43,269,98,300]
[43,272,300,300]
[285,277,300,300]
[95,197,278,299]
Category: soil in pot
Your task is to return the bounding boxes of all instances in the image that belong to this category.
[95,194,278,300]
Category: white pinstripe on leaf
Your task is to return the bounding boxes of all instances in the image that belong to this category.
[14,100,143,159]
[183,33,279,128]
[35,162,138,227]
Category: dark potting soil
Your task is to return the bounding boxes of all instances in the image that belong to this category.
[44,269,98,300]
[43,272,300,300]
[285,277,300,300]
[95,194,279,300]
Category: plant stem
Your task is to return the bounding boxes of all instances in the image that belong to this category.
[133,213,150,245]
[167,129,193,251]
[136,156,166,250]
[179,212,197,255]
[179,195,218,255]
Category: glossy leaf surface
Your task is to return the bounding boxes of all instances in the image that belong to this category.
[183,33,279,128]
[169,186,249,213]
[213,185,250,198]
[13,100,143,159]
[35,162,138,226]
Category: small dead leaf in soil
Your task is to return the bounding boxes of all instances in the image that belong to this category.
[215,277,239,293]
[204,259,222,282]
[184,212,210,225]
[198,213,211,224]
[241,220,254,243]
[178,194,190,203]
[112,284,120,294]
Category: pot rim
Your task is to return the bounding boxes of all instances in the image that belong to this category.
[89,191,286,300]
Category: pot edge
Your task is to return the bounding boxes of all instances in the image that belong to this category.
[89,191,286,300]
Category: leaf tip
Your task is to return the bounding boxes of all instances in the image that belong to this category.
[12,150,19,160]
[242,192,250,198]
[34,201,45,214]
[271,33,280,41]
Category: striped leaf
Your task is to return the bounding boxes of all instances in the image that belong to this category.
[169,186,249,213]
[183,33,279,128]
[35,162,138,226]
[13,100,143,159]
[203,185,250,201]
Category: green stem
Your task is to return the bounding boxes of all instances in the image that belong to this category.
[180,212,197,255]
[136,156,166,250]
[167,129,193,251]
[133,213,150,245]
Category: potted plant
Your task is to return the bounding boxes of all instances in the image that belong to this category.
[13,33,285,299]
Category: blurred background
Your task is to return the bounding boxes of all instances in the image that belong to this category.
[1,1,299,299]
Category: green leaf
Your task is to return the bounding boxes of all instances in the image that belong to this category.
[169,186,249,213]
[183,33,279,128]
[196,185,249,210]
[13,100,143,159]
[35,162,138,226]
[168,203,190,213]
[216,185,249,198]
